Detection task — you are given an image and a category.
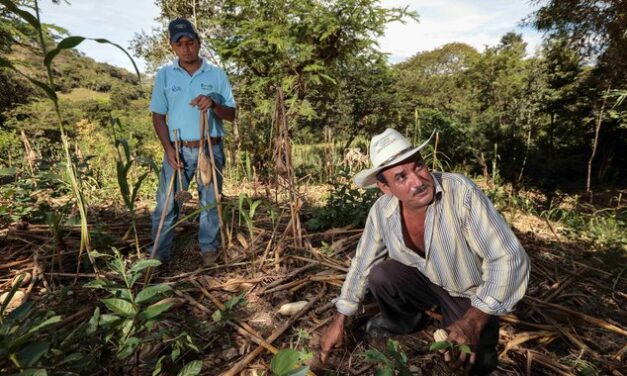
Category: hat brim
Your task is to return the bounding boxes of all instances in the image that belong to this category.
[170,32,197,42]
[353,129,436,189]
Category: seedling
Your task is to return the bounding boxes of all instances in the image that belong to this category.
[429,329,472,356]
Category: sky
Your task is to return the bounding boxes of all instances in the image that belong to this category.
[38,0,544,73]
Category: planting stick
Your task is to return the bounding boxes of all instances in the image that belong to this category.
[204,111,227,257]
[149,168,177,259]
[173,129,191,204]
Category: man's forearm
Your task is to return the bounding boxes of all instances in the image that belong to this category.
[212,103,235,122]
[152,113,174,153]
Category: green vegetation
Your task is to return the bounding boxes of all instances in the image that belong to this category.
[1,0,625,375]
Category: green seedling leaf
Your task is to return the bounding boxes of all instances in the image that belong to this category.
[57,352,84,366]
[285,366,310,376]
[374,366,394,376]
[177,360,202,376]
[211,309,222,323]
[87,307,100,335]
[102,298,137,317]
[8,301,35,321]
[130,259,162,274]
[152,355,165,376]
[429,341,452,352]
[16,341,49,367]
[136,284,172,304]
[271,348,301,376]
[458,344,472,354]
[0,167,17,176]
[26,315,62,335]
[137,302,173,321]
[16,369,48,376]
[117,336,140,359]
[224,293,246,310]
[364,348,388,363]
[44,36,140,79]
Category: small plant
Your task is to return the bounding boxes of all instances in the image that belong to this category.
[364,339,411,376]
[211,293,247,325]
[85,250,174,360]
[307,169,379,231]
[429,329,472,358]
[270,348,310,376]
[113,128,155,257]
[237,193,263,276]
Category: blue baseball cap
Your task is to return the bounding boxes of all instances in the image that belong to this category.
[168,18,198,42]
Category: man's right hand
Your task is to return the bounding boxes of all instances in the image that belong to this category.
[166,148,183,170]
[318,312,346,364]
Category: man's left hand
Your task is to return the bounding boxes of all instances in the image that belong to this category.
[190,95,216,112]
[445,307,491,371]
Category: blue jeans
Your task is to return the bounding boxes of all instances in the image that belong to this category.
[151,142,224,262]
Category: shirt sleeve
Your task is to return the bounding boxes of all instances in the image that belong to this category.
[334,202,388,316]
[150,68,168,115]
[219,69,236,108]
[463,185,530,316]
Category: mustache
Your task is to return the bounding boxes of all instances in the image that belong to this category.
[411,184,431,196]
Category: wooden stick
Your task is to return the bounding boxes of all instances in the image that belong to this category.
[204,111,228,259]
[525,296,627,337]
[221,286,325,376]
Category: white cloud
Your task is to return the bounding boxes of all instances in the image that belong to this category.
[379,0,543,63]
[35,0,544,71]
[38,0,160,72]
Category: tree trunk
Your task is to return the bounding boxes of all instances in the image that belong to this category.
[586,87,610,201]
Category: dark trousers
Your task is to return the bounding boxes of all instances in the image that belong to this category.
[368,259,499,375]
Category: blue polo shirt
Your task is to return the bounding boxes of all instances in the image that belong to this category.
[150,58,236,140]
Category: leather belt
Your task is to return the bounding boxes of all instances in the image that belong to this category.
[178,138,221,148]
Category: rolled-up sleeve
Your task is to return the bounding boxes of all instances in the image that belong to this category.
[334,204,387,316]
[464,186,530,315]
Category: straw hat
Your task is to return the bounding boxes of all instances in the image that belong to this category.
[353,128,436,188]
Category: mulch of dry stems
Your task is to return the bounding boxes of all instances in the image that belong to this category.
[1,194,626,376]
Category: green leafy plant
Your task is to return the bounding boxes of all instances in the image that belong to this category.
[270,348,310,376]
[113,128,155,257]
[211,293,247,324]
[307,170,380,231]
[0,275,62,373]
[238,193,263,276]
[364,339,411,376]
[429,339,472,356]
[85,250,174,360]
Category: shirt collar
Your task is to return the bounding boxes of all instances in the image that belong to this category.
[383,172,443,218]
[172,57,210,72]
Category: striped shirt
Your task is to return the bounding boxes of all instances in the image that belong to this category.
[335,172,530,317]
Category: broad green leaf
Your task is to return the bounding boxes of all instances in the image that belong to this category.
[364,348,388,363]
[177,360,202,376]
[285,366,310,376]
[44,36,140,79]
[152,355,165,376]
[0,167,17,176]
[249,200,262,218]
[99,314,121,326]
[136,284,172,304]
[271,349,300,376]
[26,315,62,335]
[117,336,140,359]
[102,298,137,317]
[57,352,84,366]
[458,344,472,354]
[137,302,173,321]
[429,341,452,352]
[130,259,161,274]
[8,301,35,321]
[16,341,49,367]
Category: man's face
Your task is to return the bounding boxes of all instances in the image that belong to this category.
[377,156,435,211]
[170,36,200,64]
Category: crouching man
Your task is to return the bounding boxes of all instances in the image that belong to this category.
[318,128,530,375]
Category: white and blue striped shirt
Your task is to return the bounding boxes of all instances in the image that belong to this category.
[335,172,530,317]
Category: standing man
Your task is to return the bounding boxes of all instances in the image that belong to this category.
[318,129,529,375]
[150,18,236,266]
